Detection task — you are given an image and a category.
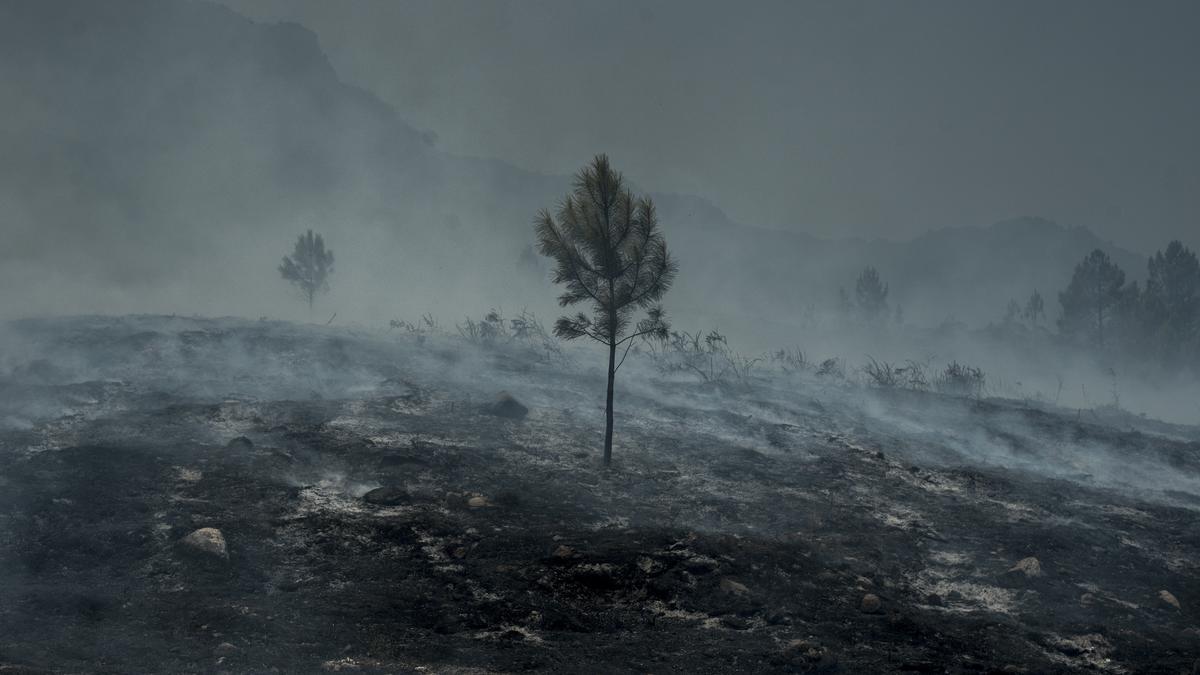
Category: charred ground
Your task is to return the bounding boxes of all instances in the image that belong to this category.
[0,316,1198,673]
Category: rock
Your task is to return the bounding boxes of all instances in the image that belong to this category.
[362,486,409,506]
[213,642,239,656]
[552,544,576,559]
[720,616,749,630]
[1006,557,1042,579]
[777,639,836,669]
[719,578,749,595]
[637,556,664,575]
[1079,593,1096,607]
[860,593,882,613]
[179,528,228,560]
[467,495,490,508]
[683,556,719,575]
[487,392,528,419]
[225,436,254,450]
[1159,590,1181,610]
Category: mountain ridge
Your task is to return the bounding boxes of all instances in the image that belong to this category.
[0,0,1156,329]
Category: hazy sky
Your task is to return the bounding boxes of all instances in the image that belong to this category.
[218,0,1198,250]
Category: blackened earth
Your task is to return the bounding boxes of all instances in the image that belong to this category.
[0,316,1198,673]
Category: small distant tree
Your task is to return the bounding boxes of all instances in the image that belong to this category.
[1022,289,1045,326]
[855,266,889,321]
[1003,299,1021,324]
[535,155,677,466]
[836,287,854,316]
[1058,249,1126,348]
[279,230,334,313]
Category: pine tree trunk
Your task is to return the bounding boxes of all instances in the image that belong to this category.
[603,339,616,466]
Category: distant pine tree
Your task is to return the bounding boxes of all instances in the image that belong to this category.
[279,230,334,313]
[1022,289,1045,326]
[535,155,677,466]
[855,266,889,321]
[1144,240,1200,361]
[1003,299,1021,324]
[1058,249,1125,349]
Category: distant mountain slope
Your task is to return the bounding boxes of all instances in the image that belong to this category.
[0,0,1149,332]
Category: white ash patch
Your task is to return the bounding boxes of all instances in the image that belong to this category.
[1042,633,1124,673]
[387,392,439,416]
[888,467,969,496]
[928,550,971,567]
[325,416,381,436]
[912,571,1018,614]
[1089,504,1154,522]
[873,504,927,531]
[983,498,1042,521]
[204,401,259,437]
[644,600,712,623]
[293,484,405,519]
[588,515,631,530]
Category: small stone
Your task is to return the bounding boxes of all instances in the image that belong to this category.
[719,578,749,595]
[778,639,835,668]
[552,544,576,559]
[1079,593,1096,607]
[179,528,228,560]
[720,616,749,630]
[362,486,409,506]
[214,642,239,656]
[1159,590,1181,610]
[467,496,489,508]
[860,593,882,613]
[487,392,528,419]
[451,546,468,559]
[225,436,254,450]
[683,556,719,574]
[637,556,662,574]
[1006,557,1042,578]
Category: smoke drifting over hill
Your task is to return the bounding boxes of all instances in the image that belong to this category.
[4,0,1197,424]
[2,3,1200,672]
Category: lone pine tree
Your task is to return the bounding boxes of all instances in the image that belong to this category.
[279,230,334,313]
[535,155,677,466]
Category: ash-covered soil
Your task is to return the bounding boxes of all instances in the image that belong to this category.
[0,316,1198,673]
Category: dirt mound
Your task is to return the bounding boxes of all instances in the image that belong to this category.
[486,391,529,419]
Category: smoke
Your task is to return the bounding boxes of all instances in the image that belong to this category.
[1,0,1198,428]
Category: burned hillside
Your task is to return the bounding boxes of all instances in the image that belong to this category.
[0,316,1197,673]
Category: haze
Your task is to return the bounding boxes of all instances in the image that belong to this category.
[222,0,1200,248]
[3,3,1200,672]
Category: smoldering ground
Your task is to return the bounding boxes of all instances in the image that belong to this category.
[1,315,1198,673]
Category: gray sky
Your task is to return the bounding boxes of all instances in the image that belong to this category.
[219,0,1198,250]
